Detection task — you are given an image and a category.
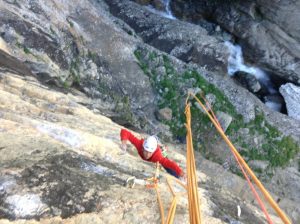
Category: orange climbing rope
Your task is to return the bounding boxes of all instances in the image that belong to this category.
[145,163,187,224]
[145,163,165,224]
[185,100,202,224]
[197,92,274,224]
[190,93,291,224]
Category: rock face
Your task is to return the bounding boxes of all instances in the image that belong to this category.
[104,0,230,74]
[0,70,285,224]
[170,0,300,84]
[280,83,300,121]
[0,0,300,223]
[0,0,156,132]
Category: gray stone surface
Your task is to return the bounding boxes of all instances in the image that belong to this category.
[155,107,172,121]
[170,0,300,84]
[216,111,232,132]
[104,0,230,74]
[280,83,300,121]
[0,70,282,223]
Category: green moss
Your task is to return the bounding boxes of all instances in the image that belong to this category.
[23,46,31,54]
[149,51,157,61]
[16,42,31,54]
[87,50,97,62]
[134,49,299,170]
[69,57,81,86]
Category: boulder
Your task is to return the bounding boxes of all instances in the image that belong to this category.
[155,107,172,121]
[216,111,232,132]
[234,71,262,93]
[279,83,300,121]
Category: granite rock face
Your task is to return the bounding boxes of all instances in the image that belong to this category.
[0,0,300,223]
[280,83,300,121]
[0,0,156,132]
[0,70,285,224]
[104,0,230,74]
[170,0,300,84]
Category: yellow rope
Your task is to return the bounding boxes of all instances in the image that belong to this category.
[190,93,291,224]
[145,99,202,224]
[146,164,189,224]
[185,101,202,224]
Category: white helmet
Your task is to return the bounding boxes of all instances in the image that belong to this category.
[143,136,158,153]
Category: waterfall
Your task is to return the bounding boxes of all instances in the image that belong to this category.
[225,41,276,94]
[225,41,283,112]
[163,0,174,18]
[145,0,176,20]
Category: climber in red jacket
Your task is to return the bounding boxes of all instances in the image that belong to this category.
[120,128,185,179]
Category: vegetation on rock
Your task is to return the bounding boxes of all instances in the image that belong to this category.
[135,48,299,176]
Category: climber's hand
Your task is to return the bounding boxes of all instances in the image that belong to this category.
[120,140,128,154]
[179,171,187,183]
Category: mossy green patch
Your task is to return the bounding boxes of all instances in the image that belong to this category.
[134,49,299,171]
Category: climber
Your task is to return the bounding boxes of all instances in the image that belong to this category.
[120,128,185,179]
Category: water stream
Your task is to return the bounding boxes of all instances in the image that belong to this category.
[225,41,283,112]
[145,0,176,19]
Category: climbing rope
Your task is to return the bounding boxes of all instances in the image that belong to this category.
[134,91,291,224]
[197,92,274,224]
[145,101,203,224]
[190,93,291,224]
[145,162,187,224]
[185,99,202,224]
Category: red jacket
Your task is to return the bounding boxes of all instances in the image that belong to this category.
[120,129,183,176]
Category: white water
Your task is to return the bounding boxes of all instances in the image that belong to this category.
[163,0,175,18]
[225,41,283,112]
[225,41,276,94]
[145,0,176,20]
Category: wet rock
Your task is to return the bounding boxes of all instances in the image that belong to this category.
[0,151,122,220]
[233,71,261,93]
[264,94,284,112]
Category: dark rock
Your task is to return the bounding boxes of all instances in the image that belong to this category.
[0,11,70,70]
[170,0,300,84]
[104,0,229,74]
[0,49,34,76]
[233,71,261,93]
[0,151,125,220]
